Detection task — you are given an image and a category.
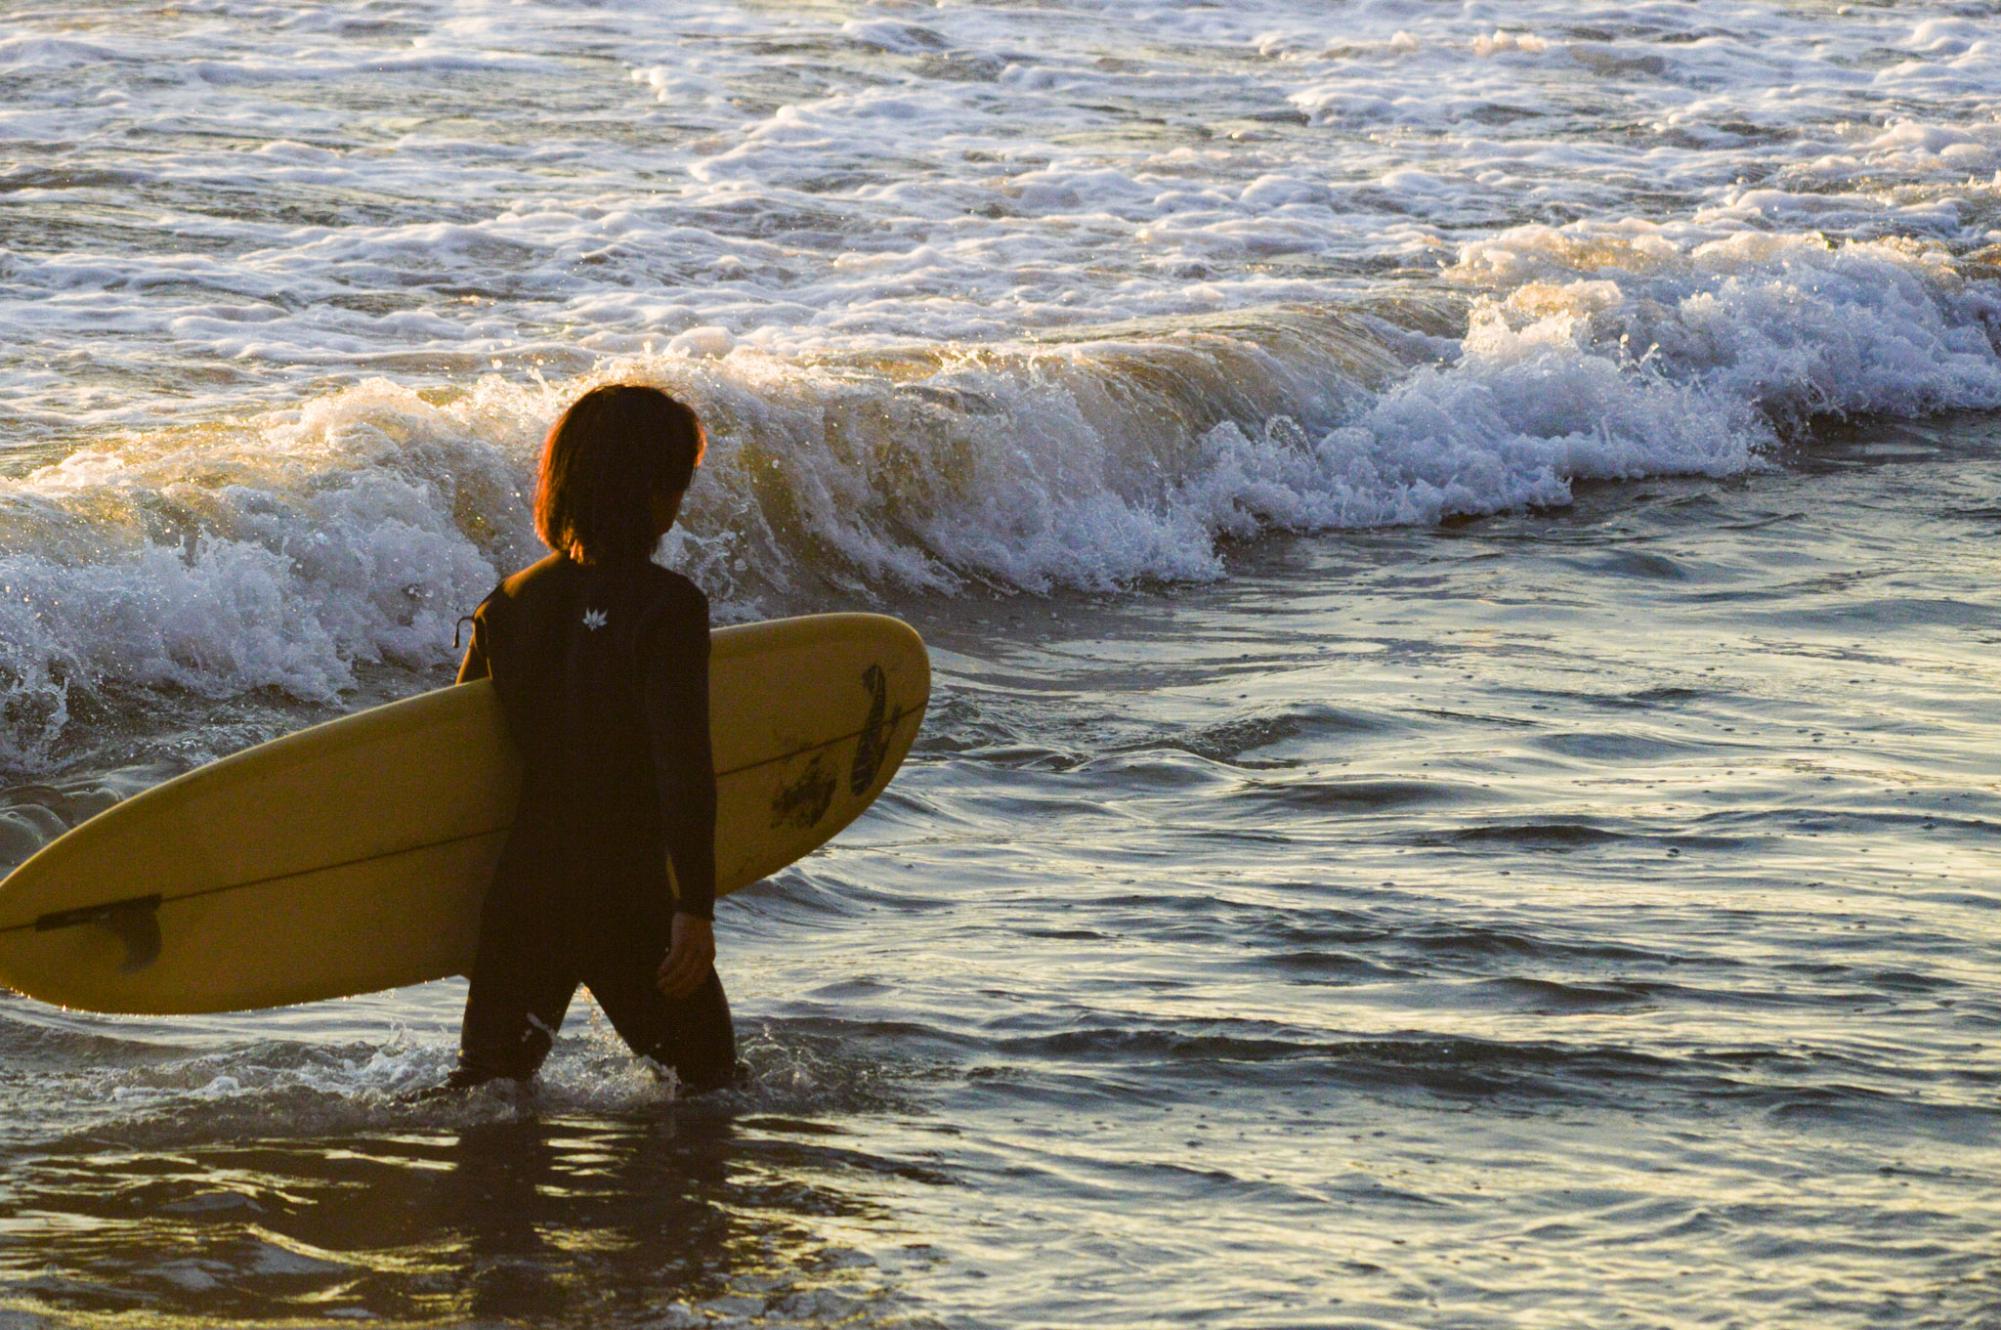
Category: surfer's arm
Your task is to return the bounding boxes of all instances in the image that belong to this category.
[641,585,718,921]
[455,608,491,684]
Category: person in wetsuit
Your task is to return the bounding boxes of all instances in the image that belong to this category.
[436,383,735,1095]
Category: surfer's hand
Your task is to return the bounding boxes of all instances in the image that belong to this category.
[657,913,715,999]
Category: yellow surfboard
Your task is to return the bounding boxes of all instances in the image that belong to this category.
[0,613,928,1015]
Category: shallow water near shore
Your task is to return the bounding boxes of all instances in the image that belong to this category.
[3,415,1998,1328]
[4,0,2001,1324]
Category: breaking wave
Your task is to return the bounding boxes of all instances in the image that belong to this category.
[0,221,1997,769]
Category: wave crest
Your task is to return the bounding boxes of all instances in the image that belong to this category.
[0,221,1996,768]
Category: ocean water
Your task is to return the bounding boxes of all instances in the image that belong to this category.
[2,1,1999,1325]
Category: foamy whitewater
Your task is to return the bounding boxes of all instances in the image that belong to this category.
[1,2,1999,1327]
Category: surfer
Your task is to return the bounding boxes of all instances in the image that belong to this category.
[426,383,735,1097]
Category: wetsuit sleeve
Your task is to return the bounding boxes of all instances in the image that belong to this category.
[456,607,491,684]
[640,585,718,920]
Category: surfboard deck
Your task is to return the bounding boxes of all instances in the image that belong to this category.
[0,613,928,1015]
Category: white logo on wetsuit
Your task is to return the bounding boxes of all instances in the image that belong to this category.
[581,608,608,630]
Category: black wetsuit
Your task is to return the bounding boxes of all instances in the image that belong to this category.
[452,552,735,1090]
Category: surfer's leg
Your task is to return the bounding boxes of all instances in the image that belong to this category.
[450,980,575,1088]
[452,886,580,1086]
[583,950,737,1094]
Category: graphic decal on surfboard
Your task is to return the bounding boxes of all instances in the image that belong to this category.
[851,663,894,796]
[35,894,163,972]
[771,753,840,830]
[770,660,903,830]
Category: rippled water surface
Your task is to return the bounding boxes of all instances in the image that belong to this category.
[2,0,1999,1325]
[4,424,1996,1328]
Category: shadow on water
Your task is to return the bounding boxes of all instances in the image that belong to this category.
[0,1106,938,1327]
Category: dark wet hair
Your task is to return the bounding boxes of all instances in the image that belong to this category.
[534,384,706,563]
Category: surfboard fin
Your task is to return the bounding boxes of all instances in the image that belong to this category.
[34,894,164,973]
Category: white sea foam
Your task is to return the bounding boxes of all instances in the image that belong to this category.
[4,208,1997,770]
[3,0,1995,421]
[5,1006,910,1149]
